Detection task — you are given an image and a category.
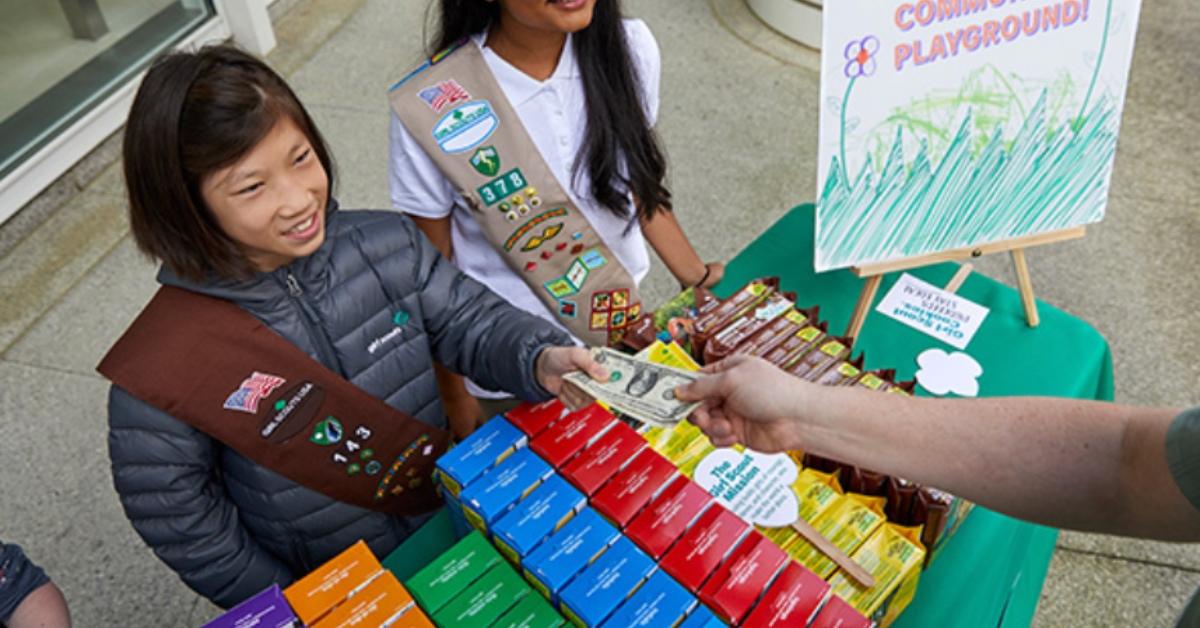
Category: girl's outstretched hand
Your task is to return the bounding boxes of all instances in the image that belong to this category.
[535,346,609,397]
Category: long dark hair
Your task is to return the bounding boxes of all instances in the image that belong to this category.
[430,0,671,222]
[123,45,335,281]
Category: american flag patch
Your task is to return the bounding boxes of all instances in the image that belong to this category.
[223,371,286,414]
[417,80,470,112]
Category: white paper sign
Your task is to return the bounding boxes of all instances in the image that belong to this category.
[815,0,1143,271]
[876,273,988,349]
[693,449,799,528]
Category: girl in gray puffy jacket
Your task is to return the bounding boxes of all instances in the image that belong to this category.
[106,45,604,610]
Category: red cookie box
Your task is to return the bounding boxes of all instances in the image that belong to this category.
[659,503,749,593]
[590,447,678,529]
[561,420,646,496]
[529,403,616,469]
[741,562,830,628]
[624,475,713,560]
[809,594,872,628]
[505,399,570,438]
[698,531,789,625]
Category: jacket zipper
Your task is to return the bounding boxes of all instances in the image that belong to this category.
[280,269,346,377]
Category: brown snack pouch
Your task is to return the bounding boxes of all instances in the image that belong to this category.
[803,453,843,479]
[886,477,919,524]
[855,370,896,392]
[732,305,821,358]
[692,277,780,356]
[763,324,827,368]
[620,313,659,353]
[915,487,953,549]
[702,290,797,364]
[693,287,720,316]
[845,468,887,497]
[788,336,853,380]
[812,356,865,386]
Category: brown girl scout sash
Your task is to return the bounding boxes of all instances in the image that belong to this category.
[97,286,451,516]
[389,41,642,347]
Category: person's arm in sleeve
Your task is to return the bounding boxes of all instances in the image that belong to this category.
[390,111,486,436]
[0,542,70,628]
[107,386,294,609]
[386,216,574,400]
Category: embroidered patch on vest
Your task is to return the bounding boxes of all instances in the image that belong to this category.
[259,381,325,443]
[542,258,591,300]
[579,248,607,270]
[433,101,499,154]
[333,425,375,475]
[520,223,563,252]
[588,289,639,337]
[418,79,470,113]
[310,416,344,446]
[504,207,568,251]
[470,146,501,176]
[544,277,576,299]
[477,168,527,206]
[565,259,589,290]
[223,371,286,414]
[374,434,435,500]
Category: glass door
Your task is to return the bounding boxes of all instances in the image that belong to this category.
[0,0,215,179]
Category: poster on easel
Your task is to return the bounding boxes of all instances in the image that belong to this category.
[815,0,1143,272]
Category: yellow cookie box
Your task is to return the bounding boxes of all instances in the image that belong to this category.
[828,523,926,620]
[759,468,843,549]
[785,492,887,579]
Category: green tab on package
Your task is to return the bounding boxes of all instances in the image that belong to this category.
[493,591,565,628]
[432,561,528,627]
[405,531,501,615]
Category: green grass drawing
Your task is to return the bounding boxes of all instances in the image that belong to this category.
[820,0,1118,272]
[859,65,1078,177]
[816,93,1118,271]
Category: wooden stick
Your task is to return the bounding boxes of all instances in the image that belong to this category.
[853,226,1085,278]
[845,274,883,340]
[942,263,973,294]
[1010,249,1040,327]
[790,518,876,588]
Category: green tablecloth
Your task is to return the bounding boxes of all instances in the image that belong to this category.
[715,204,1114,627]
[397,203,1114,626]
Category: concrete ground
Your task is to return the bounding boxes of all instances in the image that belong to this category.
[0,0,1196,625]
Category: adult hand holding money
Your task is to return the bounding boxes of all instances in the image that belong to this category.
[562,348,701,427]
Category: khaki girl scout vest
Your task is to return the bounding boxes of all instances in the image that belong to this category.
[390,41,642,347]
[98,287,451,516]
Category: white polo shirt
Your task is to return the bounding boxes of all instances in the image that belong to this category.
[389,19,661,364]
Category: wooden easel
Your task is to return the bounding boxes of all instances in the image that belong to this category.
[844,226,1086,339]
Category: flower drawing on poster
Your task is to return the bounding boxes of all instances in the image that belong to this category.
[844,36,879,78]
[815,0,1142,272]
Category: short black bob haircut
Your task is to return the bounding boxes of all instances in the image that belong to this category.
[123,45,335,282]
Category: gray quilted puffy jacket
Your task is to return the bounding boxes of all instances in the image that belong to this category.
[106,206,571,609]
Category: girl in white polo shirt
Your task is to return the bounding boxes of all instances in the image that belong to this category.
[389,0,720,434]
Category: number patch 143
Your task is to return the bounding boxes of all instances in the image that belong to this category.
[477,168,528,206]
